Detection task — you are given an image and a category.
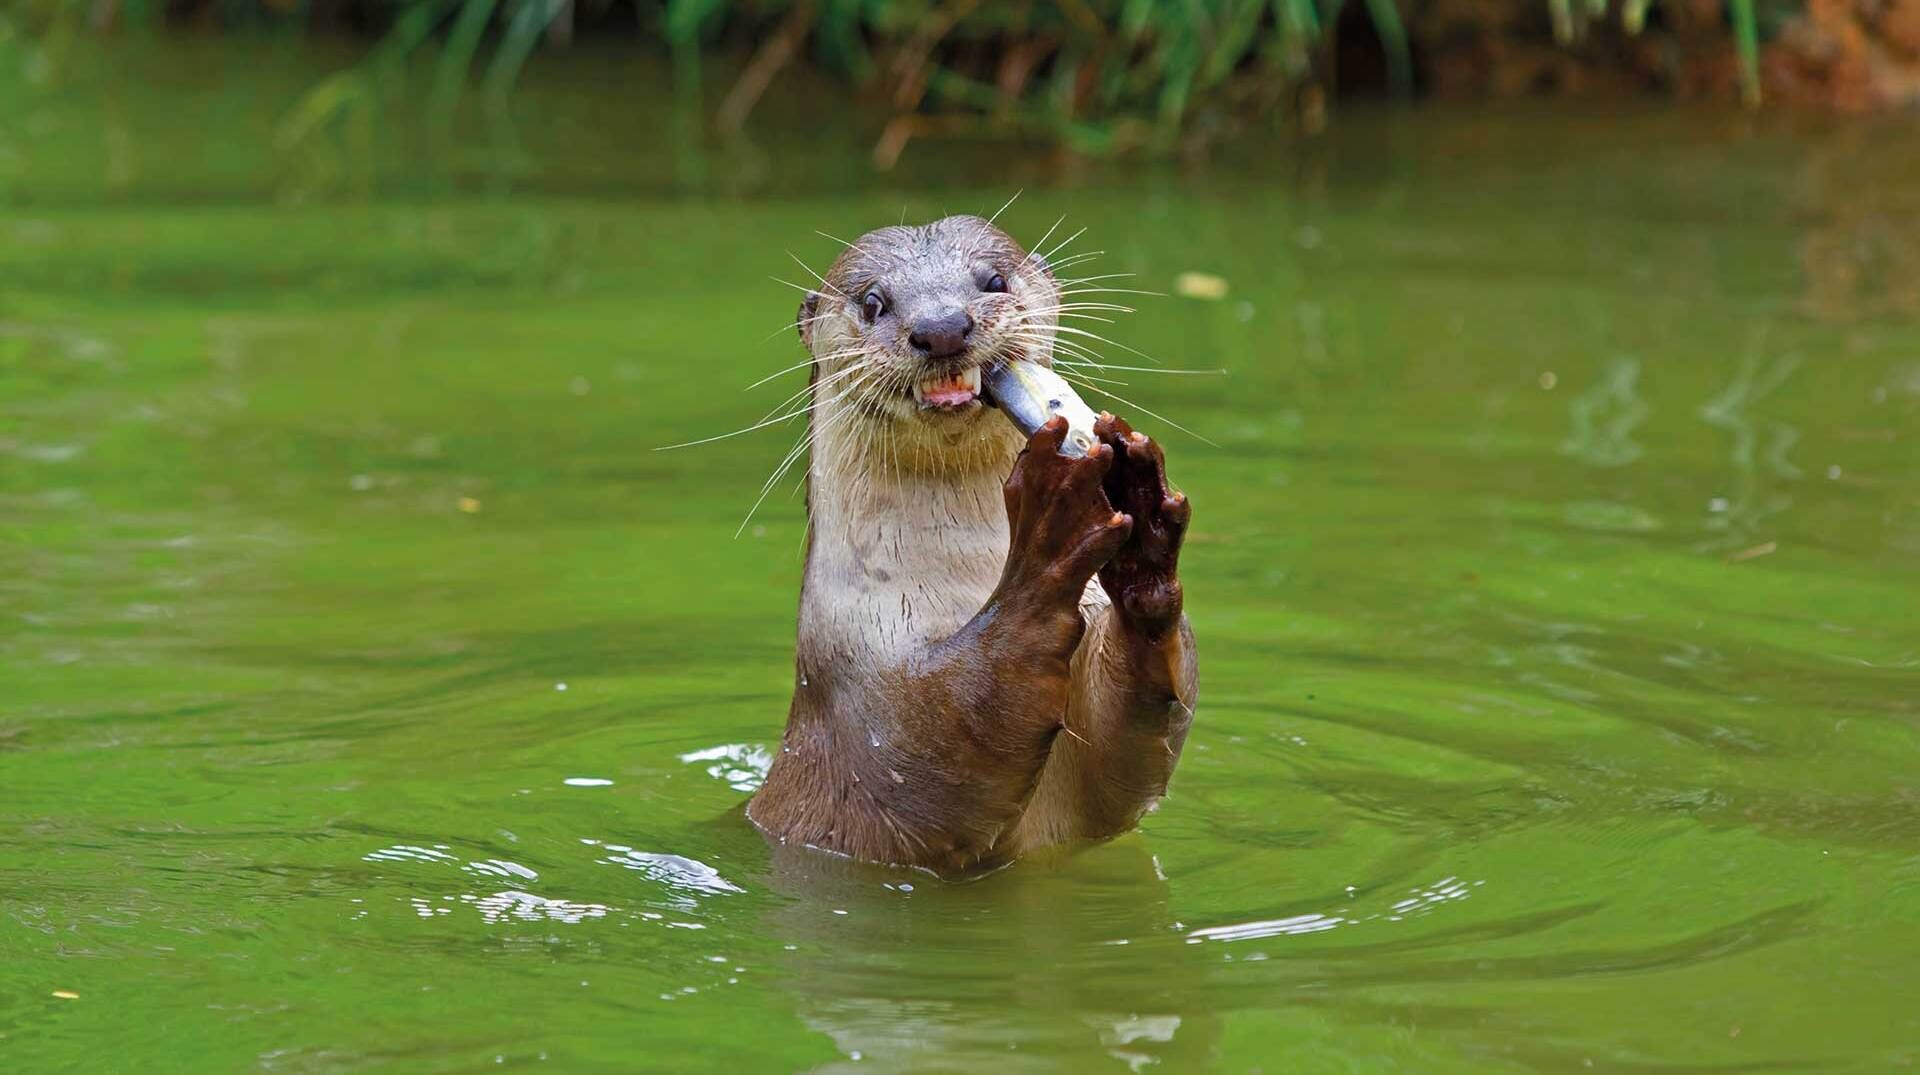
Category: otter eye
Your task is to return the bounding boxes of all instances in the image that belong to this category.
[861,291,887,324]
[983,273,1008,294]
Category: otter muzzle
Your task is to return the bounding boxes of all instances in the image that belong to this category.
[982,361,1098,458]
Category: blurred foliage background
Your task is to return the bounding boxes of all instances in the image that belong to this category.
[4,0,1918,198]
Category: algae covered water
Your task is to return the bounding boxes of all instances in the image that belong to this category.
[4,44,1919,1073]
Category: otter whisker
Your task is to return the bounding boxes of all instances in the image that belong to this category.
[754,358,877,423]
[786,252,848,300]
[1016,302,1136,315]
[1003,315,1130,349]
[1024,215,1067,270]
[1034,312,1120,326]
[1006,325,1117,361]
[813,230,854,249]
[764,423,817,496]
[1058,361,1226,376]
[748,343,868,389]
[985,189,1022,226]
[740,433,817,535]
[737,366,887,534]
[744,354,827,389]
[1041,226,1088,265]
[756,354,868,415]
[744,345,860,383]
[1054,371,1218,447]
[883,398,902,491]
[760,315,829,345]
[1005,330,1112,369]
[1028,322,1164,366]
[1021,298,1137,311]
[1056,272,1157,290]
[744,345,861,392]
[770,275,829,298]
[1012,306,1131,323]
[1055,287,1165,301]
[748,381,844,432]
[1045,249,1106,271]
[1003,327,1151,374]
[815,366,889,460]
[1057,276,1164,296]
[1055,286,1142,296]
[1050,365,1130,387]
[656,406,822,451]
[668,359,880,452]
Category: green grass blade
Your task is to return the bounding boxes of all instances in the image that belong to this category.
[428,0,501,157]
[1361,0,1412,97]
[372,0,456,81]
[1548,0,1574,44]
[483,0,569,174]
[1623,0,1652,35]
[1728,0,1760,107]
[1283,0,1321,39]
[1202,0,1269,89]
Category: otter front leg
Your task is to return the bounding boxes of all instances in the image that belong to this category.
[886,417,1132,868]
[751,418,1130,874]
[1016,414,1196,846]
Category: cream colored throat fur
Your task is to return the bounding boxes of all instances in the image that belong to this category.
[800,411,1056,667]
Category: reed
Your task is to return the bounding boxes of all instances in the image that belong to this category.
[8,1,1778,177]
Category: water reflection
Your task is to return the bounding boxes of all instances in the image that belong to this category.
[10,70,1919,1068]
[756,836,1220,1071]
[469,890,610,925]
[361,843,459,866]
[1560,355,1647,467]
[1797,124,1920,320]
[1699,343,1803,551]
[680,742,774,793]
[358,839,742,930]
[1183,876,1480,944]
[594,843,748,899]
[1185,913,1344,942]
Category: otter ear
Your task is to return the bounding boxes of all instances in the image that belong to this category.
[796,291,820,346]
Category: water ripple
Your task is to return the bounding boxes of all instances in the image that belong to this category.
[597,846,746,897]
[1184,876,1483,944]
[1186,913,1346,943]
[678,742,773,792]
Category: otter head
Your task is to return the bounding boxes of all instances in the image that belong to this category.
[796,215,1060,468]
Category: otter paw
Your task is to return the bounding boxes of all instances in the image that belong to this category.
[1000,416,1134,603]
[1094,413,1190,640]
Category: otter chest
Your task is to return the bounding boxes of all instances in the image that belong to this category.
[801,480,1008,664]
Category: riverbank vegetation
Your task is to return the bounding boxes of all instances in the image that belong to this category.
[8,1,1919,183]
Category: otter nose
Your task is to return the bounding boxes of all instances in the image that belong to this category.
[908,310,974,359]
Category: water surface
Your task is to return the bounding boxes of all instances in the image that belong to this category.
[4,43,1919,1073]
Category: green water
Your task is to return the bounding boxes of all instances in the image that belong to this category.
[5,42,1920,1074]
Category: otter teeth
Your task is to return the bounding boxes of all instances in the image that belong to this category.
[913,366,982,409]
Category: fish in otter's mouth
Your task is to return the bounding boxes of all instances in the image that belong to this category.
[907,356,1099,458]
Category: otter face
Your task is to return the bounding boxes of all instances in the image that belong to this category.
[797,215,1060,429]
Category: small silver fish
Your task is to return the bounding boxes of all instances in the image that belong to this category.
[982,361,1098,457]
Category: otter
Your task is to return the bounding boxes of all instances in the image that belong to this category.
[745,214,1196,875]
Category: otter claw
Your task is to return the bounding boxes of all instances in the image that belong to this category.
[1093,414,1189,638]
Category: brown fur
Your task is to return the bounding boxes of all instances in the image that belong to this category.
[745,215,1197,876]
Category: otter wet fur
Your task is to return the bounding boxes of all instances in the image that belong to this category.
[745,214,1197,876]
